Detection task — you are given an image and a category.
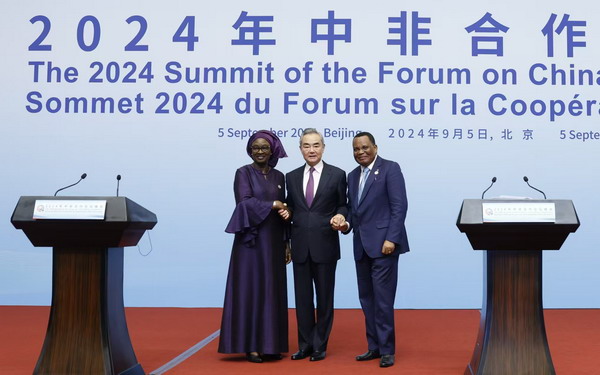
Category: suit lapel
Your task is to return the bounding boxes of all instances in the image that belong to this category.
[312,163,331,207]
[292,166,309,210]
[358,157,383,206]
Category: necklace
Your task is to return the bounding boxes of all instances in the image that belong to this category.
[252,164,270,176]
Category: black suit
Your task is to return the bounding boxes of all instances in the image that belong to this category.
[286,162,347,353]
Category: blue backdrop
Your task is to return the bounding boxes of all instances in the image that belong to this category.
[1,0,599,308]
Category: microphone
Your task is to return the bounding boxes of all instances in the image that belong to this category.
[54,173,87,196]
[523,176,547,199]
[481,177,497,199]
[116,174,122,197]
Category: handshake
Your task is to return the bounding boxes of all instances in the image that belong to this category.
[273,200,291,221]
[330,214,348,232]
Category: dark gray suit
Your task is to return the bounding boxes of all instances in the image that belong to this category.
[286,162,347,353]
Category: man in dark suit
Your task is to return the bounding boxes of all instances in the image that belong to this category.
[286,128,347,362]
[334,131,409,368]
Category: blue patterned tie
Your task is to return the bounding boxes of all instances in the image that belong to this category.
[358,167,370,202]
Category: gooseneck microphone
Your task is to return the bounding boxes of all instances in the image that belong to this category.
[54,173,87,196]
[481,177,497,199]
[116,175,122,197]
[523,176,547,199]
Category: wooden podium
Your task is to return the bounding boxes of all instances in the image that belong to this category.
[457,199,579,375]
[12,196,157,375]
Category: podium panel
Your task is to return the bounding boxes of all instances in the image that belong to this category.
[12,196,157,375]
[457,199,579,375]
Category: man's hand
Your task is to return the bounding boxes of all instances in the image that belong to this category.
[330,214,347,231]
[381,240,396,255]
[278,208,291,221]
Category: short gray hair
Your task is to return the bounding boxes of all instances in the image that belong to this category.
[300,128,325,146]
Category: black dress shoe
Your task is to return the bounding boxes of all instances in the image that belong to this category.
[291,350,312,360]
[379,354,395,368]
[356,350,381,361]
[310,351,326,361]
[245,352,263,363]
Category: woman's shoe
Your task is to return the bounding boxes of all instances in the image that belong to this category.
[246,352,263,363]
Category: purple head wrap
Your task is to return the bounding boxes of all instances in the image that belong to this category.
[246,130,288,167]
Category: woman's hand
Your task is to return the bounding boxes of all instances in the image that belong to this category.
[272,200,286,210]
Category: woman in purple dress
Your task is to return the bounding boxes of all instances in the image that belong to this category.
[218,130,291,363]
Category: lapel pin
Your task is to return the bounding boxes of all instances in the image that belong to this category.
[374,169,379,175]
[278,185,282,189]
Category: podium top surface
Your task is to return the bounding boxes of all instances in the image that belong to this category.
[457,199,579,227]
[11,196,157,247]
[456,199,579,250]
[12,196,157,224]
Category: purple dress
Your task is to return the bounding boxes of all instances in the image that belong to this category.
[218,164,289,354]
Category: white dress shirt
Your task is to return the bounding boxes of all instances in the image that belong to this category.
[359,155,378,188]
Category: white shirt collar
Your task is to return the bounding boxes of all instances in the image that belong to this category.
[305,160,324,174]
[362,155,377,172]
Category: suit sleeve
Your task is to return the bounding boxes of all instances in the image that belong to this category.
[342,171,354,234]
[335,170,348,218]
[285,172,296,212]
[385,162,408,244]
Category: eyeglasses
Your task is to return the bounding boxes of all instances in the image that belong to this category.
[251,145,271,152]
